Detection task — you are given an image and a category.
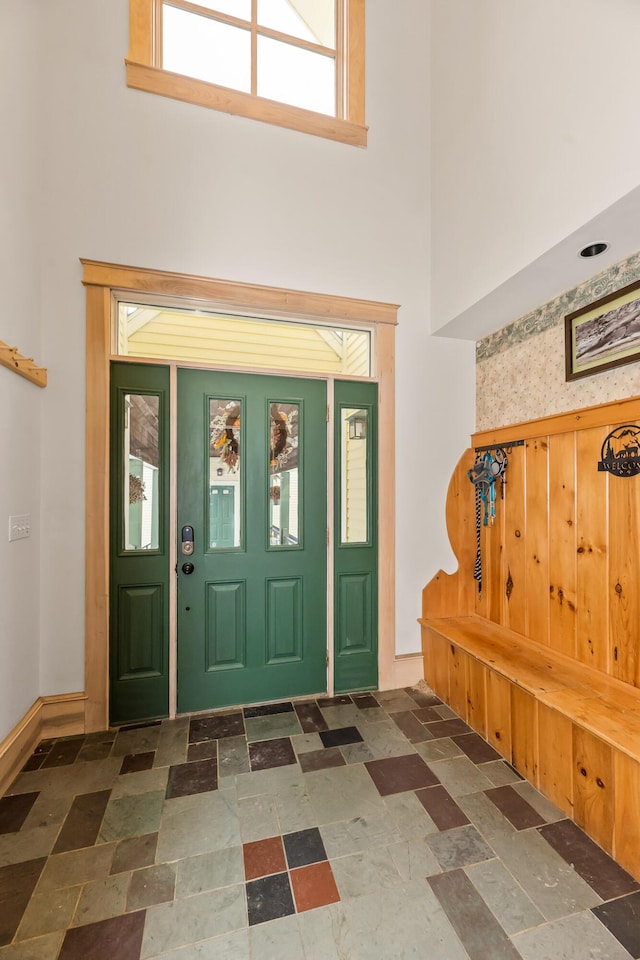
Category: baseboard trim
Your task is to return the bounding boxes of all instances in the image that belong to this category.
[0,693,87,796]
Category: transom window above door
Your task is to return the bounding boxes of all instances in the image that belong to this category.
[127,0,367,146]
[116,301,372,376]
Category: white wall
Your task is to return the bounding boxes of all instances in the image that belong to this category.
[430,0,640,332]
[0,3,42,739]
[0,0,475,739]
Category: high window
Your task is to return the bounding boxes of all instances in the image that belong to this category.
[127,0,366,145]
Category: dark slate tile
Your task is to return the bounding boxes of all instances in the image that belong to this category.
[0,792,39,834]
[453,733,502,765]
[120,752,155,775]
[429,868,522,960]
[165,758,218,799]
[189,712,244,743]
[405,687,443,708]
[58,910,146,960]
[22,754,46,772]
[111,833,158,874]
[248,737,296,772]
[33,741,53,755]
[117,720,162,731]
[424,718,473,739]
[243,702,294,718]
[485,785,545,831]
[40,738,83,768]
[390,710,435,743]
[0,857,46,946]
[365,754,440,796]
[283,827,328,868]
[592,891,640,958]
[316,695,353,706]
[52,790,111,854]
[416,785,470,831]
[541,819,640,901]
[352,693,380,709]
[299,747,346,773]
[413,706,446,724]
[187,740,218,762]
[294,702,329,733]
[246,872,295,926]
[319,726,364,748]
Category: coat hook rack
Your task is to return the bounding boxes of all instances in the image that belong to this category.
[474,439,524,454]
[0,339,47,388]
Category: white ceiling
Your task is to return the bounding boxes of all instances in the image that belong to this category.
[433,183,640,342]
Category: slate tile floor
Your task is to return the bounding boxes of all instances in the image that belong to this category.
[1,688,640,959]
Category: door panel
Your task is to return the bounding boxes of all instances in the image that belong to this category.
[109,362,170,723]
[334,380,378,692]
[177,369,327,712]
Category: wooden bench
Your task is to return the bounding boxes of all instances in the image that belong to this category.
[419,613,640,880]
[419,396,640,883]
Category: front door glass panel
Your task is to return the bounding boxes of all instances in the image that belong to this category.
[341,407,369,544]
[269,401,300,547]
[123,393,160,552]
[209,399,242,549]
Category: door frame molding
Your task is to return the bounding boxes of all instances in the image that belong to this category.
[82,259,398,731]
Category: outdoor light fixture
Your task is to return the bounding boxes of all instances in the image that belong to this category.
[347,411,367,440]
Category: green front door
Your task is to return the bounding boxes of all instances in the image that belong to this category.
[177,369,328,712]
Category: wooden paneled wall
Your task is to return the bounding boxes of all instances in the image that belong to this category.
[471,396,640,690]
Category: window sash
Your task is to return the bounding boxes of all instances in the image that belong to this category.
[127,0,366,146]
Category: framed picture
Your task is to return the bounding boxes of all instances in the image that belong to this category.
[565,278,640,381]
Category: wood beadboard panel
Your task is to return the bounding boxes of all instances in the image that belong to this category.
[524,438,549,647]
[448,645,468,721]
[421,627,450,704]
[537,703,573,816]
[0,694,86,797]
[609,468,640,687]
[614,751,640,878]
[485,671,511,760]
[510,686,538,785]
[502,443,526,634]
[548,431,577,658]
[572,725,614,855]
[575,427,609,673]
[466,657,487,738]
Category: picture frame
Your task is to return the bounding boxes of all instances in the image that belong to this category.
[565,278,640,381]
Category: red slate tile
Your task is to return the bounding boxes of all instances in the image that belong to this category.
[0,858,46,946]
[412,706,445,724]
[391,711,434,743]
[452,733,502,764]
[244,836,287,880]
[290,861,340,913]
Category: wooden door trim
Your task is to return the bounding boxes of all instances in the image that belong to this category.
[82,259,397,730]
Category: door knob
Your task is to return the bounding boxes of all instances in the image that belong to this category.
[182,562,195,575]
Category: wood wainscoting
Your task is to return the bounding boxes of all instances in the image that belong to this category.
[0,693,86,796]
[420,395,640,881]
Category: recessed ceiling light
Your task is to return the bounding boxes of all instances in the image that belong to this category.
[579,242,609,259]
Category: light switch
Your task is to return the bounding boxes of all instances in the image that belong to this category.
[8,514,30,541]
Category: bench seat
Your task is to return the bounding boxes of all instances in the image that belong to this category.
[420,614,640,880]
